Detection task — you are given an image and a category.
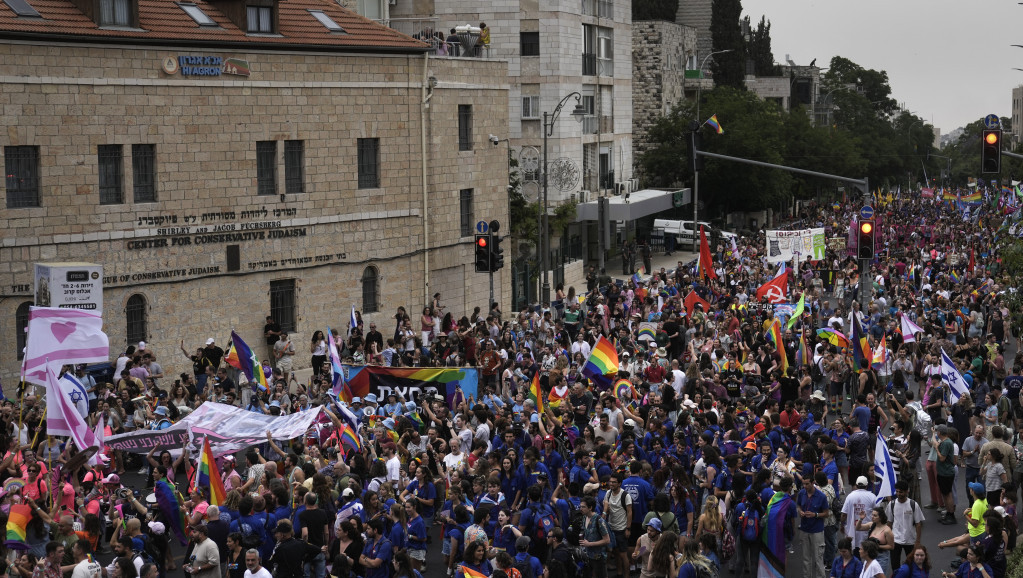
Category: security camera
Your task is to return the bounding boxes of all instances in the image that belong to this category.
[489,134,500,146]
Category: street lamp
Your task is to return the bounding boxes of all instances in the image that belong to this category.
[691,49,732,248]
[541,92,586,305]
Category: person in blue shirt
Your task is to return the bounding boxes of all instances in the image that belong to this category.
[513,535,544,578]
[851,395,871,432]
[403,501,427,571]
[621,461,655,557]
[594,446,614,480]
[675,536,716,578]
[795,476,829,578]
[456,541,493,578]
[400,467,436,529]
[830,537,863,578]
[516,448,552,503]
[893,545,931,578]
[569,450,599,487]
[359,518,393,578]
[538,436,565,483]
[820,444,841,497]
[445,506,472,574]
[492,509,522,553]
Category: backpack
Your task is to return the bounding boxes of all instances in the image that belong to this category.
[913,406,933,438]
[532,504,558,541]
[810,359,825,383]
[136,534,162,572]
[566,499,586,547]
[514,557,537,578]
[738,506,761,542]
[721,528,736,560]
[653,510,679,536]
[548,543,579,578]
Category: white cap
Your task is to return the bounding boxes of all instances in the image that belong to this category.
[138,341,146,350]
[206,338,215,345]
[342,488,354,498]
[624,419,637,428]
[856,476,869,487]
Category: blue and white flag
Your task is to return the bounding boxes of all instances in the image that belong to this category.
[59,371,90,419]
[347,304,358,339]
[873,431,897,504]
[941,348,971,402]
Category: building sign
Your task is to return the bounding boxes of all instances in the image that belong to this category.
[162,55,251,77]
[34,263,103,312]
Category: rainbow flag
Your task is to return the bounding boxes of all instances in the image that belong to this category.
[547,386,568,408]
[785,293,805,330]
[872,334,888,372]
[764,319,787,376]
[615,378,638,404]
[5,504,30,550]
[796,330,811,368]
[962,191,982,203]
[758,491,794,578]
[230,330,268,393]
[942,190,958,202]
[460,565,489,578]
[582,335,619,389]
[950,269,962,284]
[706,114,724,134]
[155,480,188,545]
[197,437,226,507]
[632,272,641,286]
[224,344,241,371]
[409,410,426,432]
[339,424,363,453]
[528,370,545,415]
[851,314,871,372]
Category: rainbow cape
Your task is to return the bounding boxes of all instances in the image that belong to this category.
[796,329,811,368]
[764,318,788,375]
[155,480,188,545]
[230,330,268,393]
[547,385,568,408]
[757,491,794,578]
[197,437,226,507]
[460,565,489,578]
[5,504,30,550]
[339,424,363,453]
[851,314,871,372]
[582,335,619,389]
[872,334,888,372]
[528,370,545,414]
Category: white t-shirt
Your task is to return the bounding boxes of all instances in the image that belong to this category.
[385,455,401,485]
[886,498,925,545]
[443,452,467,479]
[244,568,274,578]
[859,559,884,578]
[71,560,102,578]
[841,489,877,548]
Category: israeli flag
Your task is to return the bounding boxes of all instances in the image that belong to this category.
[940,348,971,402]
[348,304,358,339]
[58,371,90,419]
[874,431,897,504]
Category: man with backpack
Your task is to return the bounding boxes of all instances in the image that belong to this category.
[516,486,555,563]
[579,496,611,578]
[513,536,544,578]
[547,527,579,578]
[731,489,762,578]
[795,475,828,578]
[603,473,633,578]
[885,480,925,569]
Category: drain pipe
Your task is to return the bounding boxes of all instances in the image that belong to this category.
[421,53,433,307]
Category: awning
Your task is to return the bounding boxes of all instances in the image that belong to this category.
[575,188,691,221]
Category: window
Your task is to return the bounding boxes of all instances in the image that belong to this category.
[357,138,379,189]
[582,25,596,76]
[256,141,277,195]
[2,0,40,18]
[361,267,378,313]
[459,188,473,237]
[226,245,240,272]
[5,146,40,208]
[132,144,156,203]
[308,9,344,32]
[284,140,304,194]
[125,294,147,344]
[98,144,123,205]
[178,2,216,25]
[15,301,32,361]
[246,5,272,33]
[597,27,614,75]
[458,105,473,151]
[98,0,130,26]
[521,96,540,119]
[270,279,296,333]
[520,32,539,56]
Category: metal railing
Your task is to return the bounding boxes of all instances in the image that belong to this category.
[375,18,490,57]
[597,0,613,18]
[582,115,598,135]
[598,57,613,76]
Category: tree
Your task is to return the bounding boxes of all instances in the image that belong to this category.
[744,15,778,77]
[709,0,746,90]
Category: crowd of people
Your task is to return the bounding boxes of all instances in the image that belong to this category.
[1,192,1021,578]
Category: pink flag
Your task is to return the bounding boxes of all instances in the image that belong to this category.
[24,307,108,386]
[900,313,924,343]
[45,365,99,453]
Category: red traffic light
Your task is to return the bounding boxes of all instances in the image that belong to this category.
[477,237,488,248]
[860,221,873,234]
[986,132,1000,145]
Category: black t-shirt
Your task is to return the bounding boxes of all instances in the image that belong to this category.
[265,322,281,346]
[298,508,331,547]
[270,537,321,578]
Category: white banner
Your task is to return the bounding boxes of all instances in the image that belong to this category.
[24,307,110,386]
[104,402,327,456]
[765,228,826,264]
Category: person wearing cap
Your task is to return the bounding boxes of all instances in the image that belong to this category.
[184,524,220,578]
[841,476,879,551]
[632,517,661,578]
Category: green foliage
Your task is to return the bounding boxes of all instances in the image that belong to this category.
[710,0,746,90]
[744,15,778,77]
[633,0,678,21]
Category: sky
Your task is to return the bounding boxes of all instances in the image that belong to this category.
[745,0,1021,137]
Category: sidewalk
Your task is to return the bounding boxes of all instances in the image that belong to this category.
[605,248,699,283]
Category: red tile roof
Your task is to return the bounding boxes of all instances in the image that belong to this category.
[0,0,429,51]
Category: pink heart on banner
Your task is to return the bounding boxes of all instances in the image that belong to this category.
[50,321,77,343]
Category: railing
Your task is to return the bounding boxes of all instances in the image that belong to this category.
[582,115,598,135]
[597,0,613,18]
[598,57,613,76]
[599,114,613,133]
[582,53,597,76]
[375,18,490,57]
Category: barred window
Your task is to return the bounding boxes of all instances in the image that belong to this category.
[357,138,379,189]
[520,32,539,56]
[132,144,156,203]
[270,279,296,333]
[98,144,124,205]
[362,267,378,313]
[125,294,147,344]
[458,105,473,151]
[256,141,277,195]
[459,188,473,237]
[284,140,304,194]
[5,146,40,208]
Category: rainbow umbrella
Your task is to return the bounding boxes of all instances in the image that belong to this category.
[816,328,850,348]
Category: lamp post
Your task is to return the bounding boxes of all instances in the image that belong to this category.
[541,92,586,306]
[692,49,731,250]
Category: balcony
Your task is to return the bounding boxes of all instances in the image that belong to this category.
[582,115,614,134]
[598,57,613,76]
[376,18,490,57]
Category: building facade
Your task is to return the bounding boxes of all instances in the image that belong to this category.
[0,0,509,383]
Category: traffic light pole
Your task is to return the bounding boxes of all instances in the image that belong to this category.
[693,148,872,308]
[489,271,494,316]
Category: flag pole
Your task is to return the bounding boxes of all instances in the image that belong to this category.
[29,408,47,449]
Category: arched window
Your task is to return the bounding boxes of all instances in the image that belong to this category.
[125,294,148,344]
[15,301,32,360]
[362,267,378,313]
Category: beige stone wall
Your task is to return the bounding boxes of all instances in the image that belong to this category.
[0,40,508,384]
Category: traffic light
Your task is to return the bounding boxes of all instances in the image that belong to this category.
[474,233,491,272]
[857,219,875,260]
[982,129,1001,174]
[489,220,504,271]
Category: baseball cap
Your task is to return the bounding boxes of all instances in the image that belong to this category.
[206,338,215,345]
[269,400,281,408]
[101,474,120,485]
[342,488,355,498]
[544,435,554,443]
[856,476,869,488]
[624,419,637,428]
[969,482,986,496]
[138,341,146,350]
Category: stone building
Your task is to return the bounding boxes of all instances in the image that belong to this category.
[0,0,509,383]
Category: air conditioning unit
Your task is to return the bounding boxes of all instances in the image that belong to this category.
[578,190,590,203]
[614,181,630,196]
[630,178,639,191]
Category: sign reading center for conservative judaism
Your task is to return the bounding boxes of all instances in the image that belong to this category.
[34,263,103,312]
